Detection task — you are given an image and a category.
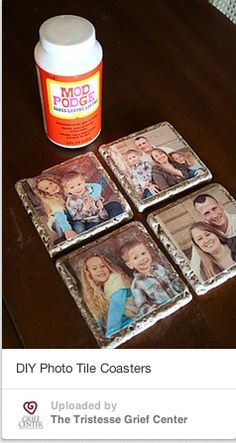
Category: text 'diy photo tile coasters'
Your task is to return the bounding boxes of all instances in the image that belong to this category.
[56,221,192,348]
[148,184,236,295]
[15,152,133,257]
[99,121,212,212]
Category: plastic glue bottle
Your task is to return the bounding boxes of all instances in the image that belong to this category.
[34,15,103,148]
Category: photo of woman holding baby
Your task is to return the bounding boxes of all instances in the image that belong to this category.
[190,221,236,281]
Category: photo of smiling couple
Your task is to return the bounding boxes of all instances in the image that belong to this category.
[66,225,186,339]
[190,191,236,280]
[154,185,236,283]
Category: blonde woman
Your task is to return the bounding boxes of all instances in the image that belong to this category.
[190,221,236,280]
[80,255,137,337]
[35,174,82,240]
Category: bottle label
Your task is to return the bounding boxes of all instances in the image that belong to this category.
[36,62,102,147]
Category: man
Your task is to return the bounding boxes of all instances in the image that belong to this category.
[193,194,236,237]
[190,193,236,277]
[134,135,173,164]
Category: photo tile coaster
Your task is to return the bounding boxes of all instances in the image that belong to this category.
[147,183,236,295]
[56,221,192,348]
[15,152,133,257]
[99,121,212,212]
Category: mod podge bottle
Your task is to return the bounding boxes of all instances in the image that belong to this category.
[34,15,103,148]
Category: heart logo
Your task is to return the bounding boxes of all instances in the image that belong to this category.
[23,401,38,415]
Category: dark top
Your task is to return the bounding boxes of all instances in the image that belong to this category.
[3,0,236,349]
[227,236,236,262]
[152,161,189,190]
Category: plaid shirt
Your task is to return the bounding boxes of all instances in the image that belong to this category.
[130,161,152,194]
[66,184,108,223]
[132,262,183,317]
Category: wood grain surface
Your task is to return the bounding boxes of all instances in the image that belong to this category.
[3,0,236,348]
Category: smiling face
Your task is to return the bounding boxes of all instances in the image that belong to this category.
[126,243,152,275]
[37,179,60,195]
[64,175,86,196]
[126,151,140,167]
[171,152,185,164]
[195,197,228,232]
[151,150,168,165]
[191,227,221,255]
[86,256,111,285]
[134,137,152,153]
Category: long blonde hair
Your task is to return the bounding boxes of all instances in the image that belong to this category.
[80,255,131,324]
[34,174,65,216]
[190,221,227,279]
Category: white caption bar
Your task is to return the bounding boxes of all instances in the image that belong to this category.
[2,349,236,440]
[2,389,236,439]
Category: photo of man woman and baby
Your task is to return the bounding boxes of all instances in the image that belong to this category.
[150,185,236,288]
[22,153,128,248]
[62,225,188,341]
[100,123,209,210]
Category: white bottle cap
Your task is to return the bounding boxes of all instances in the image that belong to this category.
[39,15,96,57]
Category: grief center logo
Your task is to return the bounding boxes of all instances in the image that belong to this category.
[18,401,43,429]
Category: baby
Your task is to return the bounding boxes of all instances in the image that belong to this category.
[125,149,158,199]
[120,240,183,316]
[62,171,108,231]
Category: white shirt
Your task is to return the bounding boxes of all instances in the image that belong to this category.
[225,212,236,237]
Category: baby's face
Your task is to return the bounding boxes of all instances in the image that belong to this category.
[64,175,86,196]
[126,151,140,167]
[126,243,152,275]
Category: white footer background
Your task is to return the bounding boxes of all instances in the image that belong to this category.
[2,349,236,440]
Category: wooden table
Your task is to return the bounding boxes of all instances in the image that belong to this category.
[3,0,236,348]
